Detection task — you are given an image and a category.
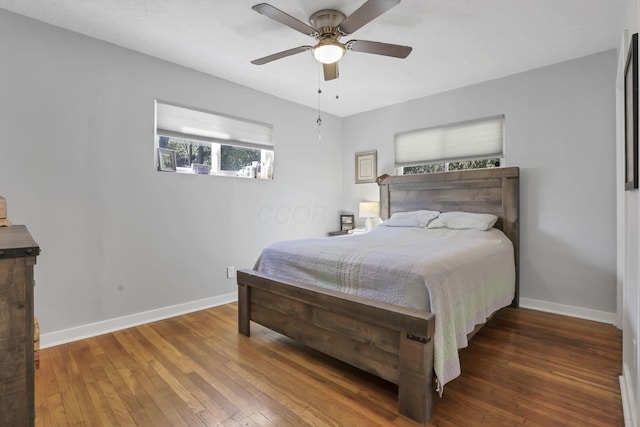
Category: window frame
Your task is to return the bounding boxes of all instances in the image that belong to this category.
[154,101,274,179]
[394,115,505,175]
[396,158,502,176]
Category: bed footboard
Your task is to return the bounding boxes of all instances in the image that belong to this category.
[237,269,436,424]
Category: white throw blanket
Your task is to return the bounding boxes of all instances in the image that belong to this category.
[254,226,515,392]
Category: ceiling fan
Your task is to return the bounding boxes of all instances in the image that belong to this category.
[250,0,412,81]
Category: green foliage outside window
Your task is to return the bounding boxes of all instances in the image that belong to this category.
[403,158,499,175]
[404,163,446,174]
[220,146,260,171]
[159,136,211,168]
[158,135,261,172]
[448,158,499,171]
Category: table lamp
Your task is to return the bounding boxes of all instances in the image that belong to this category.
[359,202,380,231]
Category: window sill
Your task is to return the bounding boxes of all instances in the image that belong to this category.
[170,168,272,180]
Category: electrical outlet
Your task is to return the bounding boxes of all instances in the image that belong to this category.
[227,266,236,279]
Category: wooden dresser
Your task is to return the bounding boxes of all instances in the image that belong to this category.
[0,225,39,427]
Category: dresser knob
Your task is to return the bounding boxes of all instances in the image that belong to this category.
[25,249,33,255]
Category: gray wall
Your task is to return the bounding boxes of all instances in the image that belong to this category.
[0,9,344,333]
[0,8,621,337]
[342,50,618,315]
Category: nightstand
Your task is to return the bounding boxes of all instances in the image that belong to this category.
[328,228,369,237]
[350,228,369,235]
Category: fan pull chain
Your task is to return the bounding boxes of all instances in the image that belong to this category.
[317,87,322,140]
[315,64,323,140]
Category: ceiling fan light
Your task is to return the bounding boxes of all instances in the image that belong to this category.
[313,43,345,64]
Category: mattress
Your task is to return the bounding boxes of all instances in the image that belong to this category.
[254,225,515,392]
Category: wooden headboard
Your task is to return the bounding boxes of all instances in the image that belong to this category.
[378,167,520,306]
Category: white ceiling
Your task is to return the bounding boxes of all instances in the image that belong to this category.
[0,0,624,117]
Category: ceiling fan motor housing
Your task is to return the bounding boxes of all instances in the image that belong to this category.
[309,9,346,35]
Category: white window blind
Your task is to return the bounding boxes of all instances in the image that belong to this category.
[155,102,273,150]
[394,115,504,167]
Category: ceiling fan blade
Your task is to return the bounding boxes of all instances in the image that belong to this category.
[251,46,312,65]
[323,62,339,81]
[338,0,400,35]
[252,3,318,36]
[346,40,412,58]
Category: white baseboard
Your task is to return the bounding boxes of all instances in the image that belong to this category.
[40,292,237,349]
[40,295,617,347]
[519,297,616,324]
[621,365,638,427]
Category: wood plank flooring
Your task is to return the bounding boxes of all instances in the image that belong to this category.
[35,304,623,426]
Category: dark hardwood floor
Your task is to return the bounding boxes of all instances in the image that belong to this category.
[35,304,623,426]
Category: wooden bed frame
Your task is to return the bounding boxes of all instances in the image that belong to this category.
[237,167,519,424]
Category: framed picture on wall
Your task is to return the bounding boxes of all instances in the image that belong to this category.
[625,33,638,191]
[340,214,355,232]
[158,148,176,172]
[355,150,377,184]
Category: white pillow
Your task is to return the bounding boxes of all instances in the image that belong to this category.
[382,210,440,227]
[427,211,498,230]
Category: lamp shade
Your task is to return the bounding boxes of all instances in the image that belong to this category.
[359,202,380,218]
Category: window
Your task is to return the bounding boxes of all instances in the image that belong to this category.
[155,101,274,178]
[394,115,504,175]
